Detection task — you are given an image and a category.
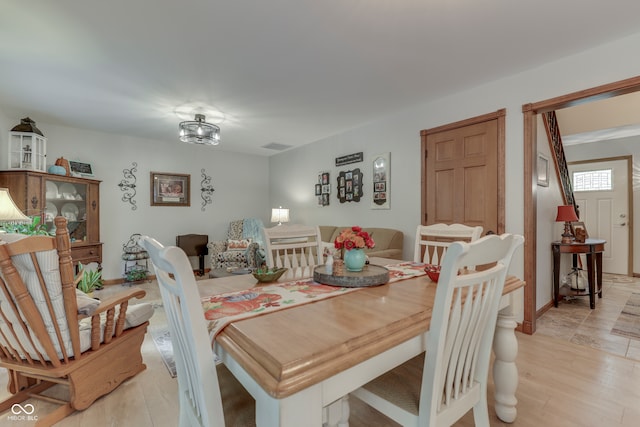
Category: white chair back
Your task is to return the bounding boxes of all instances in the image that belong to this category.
[351,233,523,427]
[140,236,226,427]
[263,224,323,280]
[414,223,483,264]
[419,233,523,426]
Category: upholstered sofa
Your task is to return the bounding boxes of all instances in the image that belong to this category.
[319,226,404,260]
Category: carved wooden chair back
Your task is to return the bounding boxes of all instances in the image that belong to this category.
[0,217,149,426]
[414,223,483,265]
[263,224,323,280]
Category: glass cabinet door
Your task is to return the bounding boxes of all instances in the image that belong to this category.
[44,178,89,243]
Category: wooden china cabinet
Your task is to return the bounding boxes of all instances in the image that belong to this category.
[0,170,102,269]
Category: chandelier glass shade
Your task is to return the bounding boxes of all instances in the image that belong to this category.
[178,114,220,145]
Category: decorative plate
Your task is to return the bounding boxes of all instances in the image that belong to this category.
[59,183,77,196]
[45,202,57,222]
[61,203,79,221]
[45,181,58,199]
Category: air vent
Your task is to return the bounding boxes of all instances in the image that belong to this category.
[262,142,292,151]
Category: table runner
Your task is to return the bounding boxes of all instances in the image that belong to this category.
[202,262,428,345]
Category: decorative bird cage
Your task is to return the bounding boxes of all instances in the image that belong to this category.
[8,117,47,171]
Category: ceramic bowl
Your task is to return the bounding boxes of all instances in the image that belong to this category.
[424,264,441,282]
[252,268,287,284]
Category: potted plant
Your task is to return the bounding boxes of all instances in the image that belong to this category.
[125,267,148,283]
[2,216,51,236]
[77,262,104,295]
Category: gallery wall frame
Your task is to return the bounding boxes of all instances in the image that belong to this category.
[371,152,390,209]
[317,171,330,206]
[337,168,363,203]
[150,171,191,206]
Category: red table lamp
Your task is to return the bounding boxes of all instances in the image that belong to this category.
[556,205,579,243]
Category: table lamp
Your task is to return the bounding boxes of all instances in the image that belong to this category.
[0,188,31,235]
[555,205,579,243]
[270,206,290,226]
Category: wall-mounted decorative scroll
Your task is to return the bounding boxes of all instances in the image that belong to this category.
[200,168,215,211]
[118,162,138,210]
[337,168,363,203]
[317,171,330,206]
[371,153,390,209]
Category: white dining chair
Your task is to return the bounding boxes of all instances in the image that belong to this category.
[263,224,323,280]
[352,233,524,427]
[140,236,255,427]
[414,223,483,265]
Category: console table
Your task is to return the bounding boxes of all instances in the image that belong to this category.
[552,239,606,309]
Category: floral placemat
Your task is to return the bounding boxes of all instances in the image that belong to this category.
[202,262,427,346]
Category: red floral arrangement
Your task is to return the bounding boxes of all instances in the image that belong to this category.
[334,226,375,250]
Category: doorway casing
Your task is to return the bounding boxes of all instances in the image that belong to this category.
[522,75,640,334]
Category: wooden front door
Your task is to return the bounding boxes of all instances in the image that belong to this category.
[421,110,505,236]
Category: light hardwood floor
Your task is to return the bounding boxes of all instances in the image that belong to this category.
[1,277,639,426]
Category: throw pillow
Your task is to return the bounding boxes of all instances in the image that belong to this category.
[227,238,252,251]
[76,288,100,316]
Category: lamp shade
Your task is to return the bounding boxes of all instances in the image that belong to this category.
[271,206,290,225]
[0,188,30,223]
[555,205,579,222]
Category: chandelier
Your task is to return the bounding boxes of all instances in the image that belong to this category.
[178,114,220,145]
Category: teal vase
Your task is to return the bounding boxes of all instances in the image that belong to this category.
[344,248,366,272]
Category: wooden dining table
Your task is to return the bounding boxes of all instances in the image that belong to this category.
[197,258,525,427]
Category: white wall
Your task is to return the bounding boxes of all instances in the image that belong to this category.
[270,30,640,315]
[0,120,270,280]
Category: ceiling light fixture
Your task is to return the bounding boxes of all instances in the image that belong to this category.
[178,114,220,145]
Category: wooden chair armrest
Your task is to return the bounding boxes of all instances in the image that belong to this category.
[92,288,146,315]
[81,288,147,350]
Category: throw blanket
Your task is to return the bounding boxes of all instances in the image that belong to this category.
[202,262,428,347]
[242,218,266,265]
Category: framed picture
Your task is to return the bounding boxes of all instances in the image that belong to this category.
[69,160,94,177]
[151,172,190,206]
[571,221,589,242]
[315,184,322,196]
[372,152,390,209]
[537,153,549,187]
[337,168,363,203]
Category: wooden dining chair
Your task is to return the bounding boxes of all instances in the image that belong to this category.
[414,223,483,265]
[352,233,524,427]
[139,236,255,427]
[263,224,323,280]
[0,217,152,426]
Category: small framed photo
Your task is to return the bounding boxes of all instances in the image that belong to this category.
[315,184,322,196]
[151,172,190,206]
[322,184,331,194]
[537,153,549,187]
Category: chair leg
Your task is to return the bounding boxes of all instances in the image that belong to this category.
[472,390,490,427]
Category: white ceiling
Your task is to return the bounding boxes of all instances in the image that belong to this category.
[2,0,640,156]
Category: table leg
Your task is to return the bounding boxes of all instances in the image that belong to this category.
[586,253,596,309]
[493,308,518,423]
[552,245,561,307]
[323,395,350,427]
[256,386,324,427]
[596,252,603,298]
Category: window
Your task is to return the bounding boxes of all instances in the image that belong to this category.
[573,169,612,192]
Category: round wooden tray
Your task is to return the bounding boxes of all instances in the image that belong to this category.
[313,264,389,287]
